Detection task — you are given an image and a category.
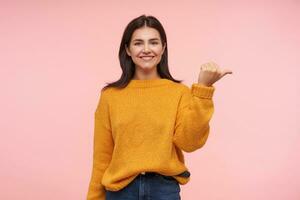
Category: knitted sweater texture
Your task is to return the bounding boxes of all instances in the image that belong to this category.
[87,78,215,200]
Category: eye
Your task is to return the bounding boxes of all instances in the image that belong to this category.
[152,42,159,45]
[134,43,141,46]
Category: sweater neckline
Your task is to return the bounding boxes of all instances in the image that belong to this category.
[127,78,173,88]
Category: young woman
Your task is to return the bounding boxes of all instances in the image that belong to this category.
[87,14,232,200]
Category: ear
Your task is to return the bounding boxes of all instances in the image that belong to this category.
[125,44,131,57]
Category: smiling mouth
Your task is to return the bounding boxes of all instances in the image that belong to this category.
[140,56,154,61]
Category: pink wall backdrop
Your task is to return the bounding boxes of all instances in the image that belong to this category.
[1,1,299,199]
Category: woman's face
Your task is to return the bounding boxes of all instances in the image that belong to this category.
[126,26,166,73]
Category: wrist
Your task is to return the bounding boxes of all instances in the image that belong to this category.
[197,82,212,87]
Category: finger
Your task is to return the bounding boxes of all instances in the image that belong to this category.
[211,62,219,72]
[206,62,212,71]
[201,63,207,71]
[211,65,217,72]
[216,67,222,77]
[200,64,205,71]
[220,69,233,78]
[209,61,219,69]
[224,69,233,74]
[207,63,214,72]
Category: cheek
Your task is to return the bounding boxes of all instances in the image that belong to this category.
[131,49,142,57]
[153,47,164,55]
[129,46,141,54]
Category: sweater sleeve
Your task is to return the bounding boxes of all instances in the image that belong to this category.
[87,90,114,200]
[173,83,215,153]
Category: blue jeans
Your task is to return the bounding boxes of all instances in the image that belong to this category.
[105,172,181,200]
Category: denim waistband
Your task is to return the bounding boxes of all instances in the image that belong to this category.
[139,170,190,178]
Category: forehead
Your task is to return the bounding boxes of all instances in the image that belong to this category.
[131,27,161,40]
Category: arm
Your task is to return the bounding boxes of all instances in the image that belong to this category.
[173,83,215,153]
[87,90,114,200]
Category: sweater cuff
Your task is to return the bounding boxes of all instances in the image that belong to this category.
[191,83,215,99]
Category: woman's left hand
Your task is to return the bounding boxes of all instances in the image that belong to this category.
[198,61,233,86]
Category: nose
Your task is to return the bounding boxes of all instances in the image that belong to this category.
[142,44,150,53]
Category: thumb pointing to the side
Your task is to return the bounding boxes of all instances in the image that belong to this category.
[220,69,233,78]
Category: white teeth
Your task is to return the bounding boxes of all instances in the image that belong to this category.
[140,56,154,61]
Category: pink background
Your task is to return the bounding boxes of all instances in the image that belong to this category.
[1,1,299,199]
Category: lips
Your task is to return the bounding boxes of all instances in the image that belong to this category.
[140,56,154,61]
[140,56,154,58]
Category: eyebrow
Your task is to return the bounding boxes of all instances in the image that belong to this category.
[132,38,160,42]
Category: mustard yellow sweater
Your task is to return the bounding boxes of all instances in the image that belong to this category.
[87,78,215,200]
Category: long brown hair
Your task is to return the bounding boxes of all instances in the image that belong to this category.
[102,14,182,91]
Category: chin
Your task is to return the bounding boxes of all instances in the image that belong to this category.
[139,66,157,71]
[136,63,157,69]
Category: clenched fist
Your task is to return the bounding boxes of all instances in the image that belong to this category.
[198,61,233,87]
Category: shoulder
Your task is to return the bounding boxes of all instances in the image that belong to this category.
[169,81,190,94]
[100,87,112,96]
[99,87,116,102]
